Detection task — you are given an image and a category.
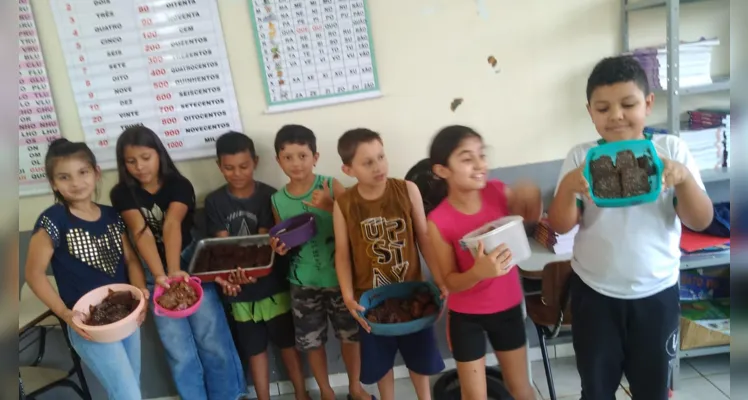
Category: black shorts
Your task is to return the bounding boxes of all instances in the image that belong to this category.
[448,304,526,362]
[234,311,296,358]
[571,275,679,399]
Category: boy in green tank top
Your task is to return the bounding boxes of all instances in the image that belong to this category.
[270,125,373,400]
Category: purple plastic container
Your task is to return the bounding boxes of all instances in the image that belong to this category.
[269,212,317,249]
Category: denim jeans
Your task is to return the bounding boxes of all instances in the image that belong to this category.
[68,326,141,400]
[147,241,247,400]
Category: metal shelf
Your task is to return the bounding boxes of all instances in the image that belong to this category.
[680,250,730,270]
[700,167,730,183]
[680,344,730,358]
[655,76,731,96]
[626,0,723,11]
[681,76,731,95]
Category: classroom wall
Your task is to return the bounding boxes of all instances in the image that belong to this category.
[19,0,730,230]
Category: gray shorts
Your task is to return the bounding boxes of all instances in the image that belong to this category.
[290,284,360,351]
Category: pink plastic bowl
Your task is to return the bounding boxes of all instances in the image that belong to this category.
[72,284,146,343]
[152,277,204,318]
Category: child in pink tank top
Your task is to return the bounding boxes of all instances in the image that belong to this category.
[430,179,523,314]
[425,125,542,400]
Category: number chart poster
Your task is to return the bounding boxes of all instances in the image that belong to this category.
[50,0,243,169]
[19,0,61,197]
[249,0,381,113]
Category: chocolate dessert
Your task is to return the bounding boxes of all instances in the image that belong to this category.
[156,281,198,311]
[365,286,439,324]
[620,168,650,197]
[615,150,637,170]
[590,150,654,199]
[192,244,273,273]
[590,155,615,178]
[637,155,656,176]
[86,289,138,326]
[592,173,622,198]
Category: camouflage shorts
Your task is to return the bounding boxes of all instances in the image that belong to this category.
[290,284,360,351]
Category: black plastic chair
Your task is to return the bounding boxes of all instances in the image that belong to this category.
[19,312,91,400]
[524,261,574,400]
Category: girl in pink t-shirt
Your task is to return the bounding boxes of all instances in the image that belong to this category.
[426,125,542,400]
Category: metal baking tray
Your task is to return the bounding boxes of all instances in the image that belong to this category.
[186,234,275,282]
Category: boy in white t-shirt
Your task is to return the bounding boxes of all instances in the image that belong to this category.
[548,56,714,399]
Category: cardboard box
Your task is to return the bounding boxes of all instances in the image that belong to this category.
[680,299,730,350]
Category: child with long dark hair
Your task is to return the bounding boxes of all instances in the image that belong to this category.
[109,126,246,400]
[25,139,147,400]
[426,126,542,400]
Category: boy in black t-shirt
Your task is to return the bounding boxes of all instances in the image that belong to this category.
[207,131,310,400]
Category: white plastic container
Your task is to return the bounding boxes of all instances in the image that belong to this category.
[459,216,532,266]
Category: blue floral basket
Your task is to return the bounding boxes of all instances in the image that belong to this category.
[358,281,444,337]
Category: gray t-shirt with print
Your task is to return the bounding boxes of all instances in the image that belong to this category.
[204,181,276,237]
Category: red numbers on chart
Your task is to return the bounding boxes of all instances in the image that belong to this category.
[89,104,100,111]
[148,56,164,64]
[144,43,161,52]
[141,18,153,27]
[166,141,183,149]
[159,105,175,113]
[143,31,158,39]
[156,93,172,101]
[150,68,166,77]
[88,92,95,99]
[164,129,180,137]
[95,128,106,136]
[98,140,109,147]
[92,116,102,124]
[138,5,150,13]
[153,81,168,89]
[161,117,177,125]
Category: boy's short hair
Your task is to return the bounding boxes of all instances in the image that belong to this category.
[337,128,382,165]
[216,131,257,159]
[274,124,317,155]
[586,56,650,102]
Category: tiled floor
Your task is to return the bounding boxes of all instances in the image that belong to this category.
[271,353,730,399]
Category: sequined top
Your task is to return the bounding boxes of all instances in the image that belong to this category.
[34,204,129,308]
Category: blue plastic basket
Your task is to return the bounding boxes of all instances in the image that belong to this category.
[358,281,444,337]
[583,139,663,208]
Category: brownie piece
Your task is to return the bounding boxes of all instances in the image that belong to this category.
[590,155,616,178]
[637,156,656,176]
[592,172,622,198]
[620,168,650,197]
[615,150,637,171]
